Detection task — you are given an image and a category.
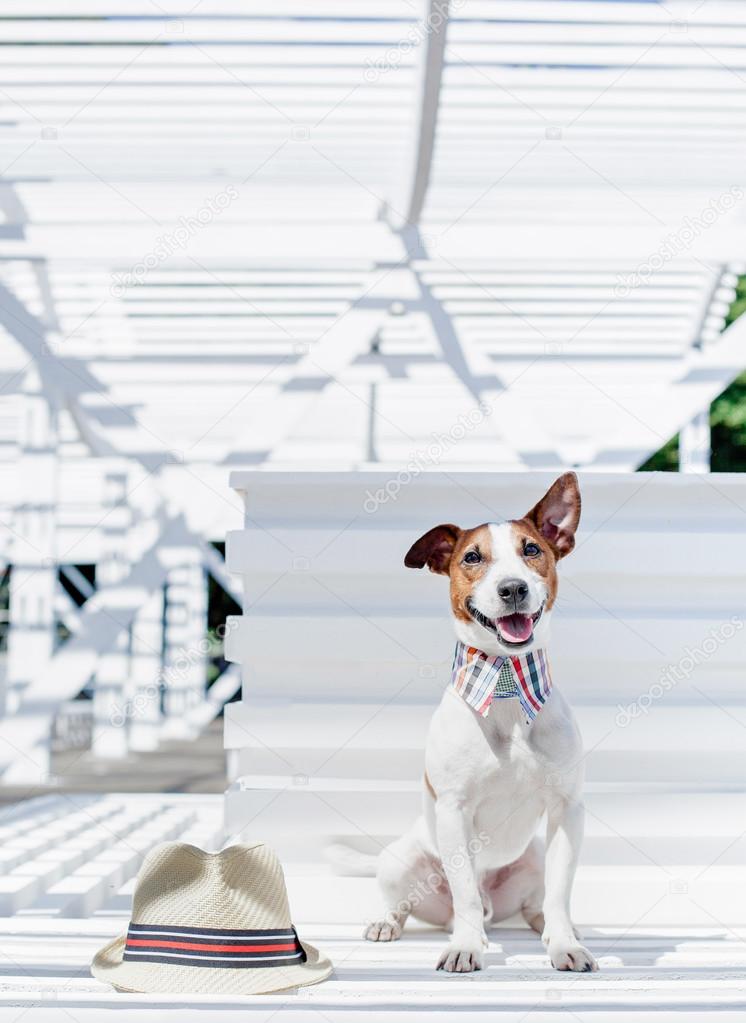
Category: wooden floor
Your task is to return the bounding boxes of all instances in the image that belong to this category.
[1,794,746,1020]
[3,917,746,1021]
[0,720,227,806]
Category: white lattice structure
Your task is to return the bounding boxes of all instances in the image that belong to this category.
[0,2,743,777]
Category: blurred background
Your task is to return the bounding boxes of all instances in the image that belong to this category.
[0,0,744,798]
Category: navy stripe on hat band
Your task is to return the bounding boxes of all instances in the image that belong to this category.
[121,951,306,969]
[128,923,295,938]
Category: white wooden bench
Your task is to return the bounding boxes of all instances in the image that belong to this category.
[225,470,746,932]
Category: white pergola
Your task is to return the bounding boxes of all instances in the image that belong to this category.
[0,4,746,1016]
[0,1,744,779]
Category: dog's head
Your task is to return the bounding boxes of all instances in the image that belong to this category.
[404,473,580,656]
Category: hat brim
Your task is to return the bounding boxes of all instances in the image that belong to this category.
[91,931,333,996]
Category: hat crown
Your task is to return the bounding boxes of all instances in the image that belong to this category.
[130,842,293,931]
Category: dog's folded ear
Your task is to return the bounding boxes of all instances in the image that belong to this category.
[405,524,461,575]
[524,472,581,559]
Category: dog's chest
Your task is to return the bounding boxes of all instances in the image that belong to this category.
[430,696,549,794]
[479,721,547,790]
[465,723,547,857]
[428,691,551,832]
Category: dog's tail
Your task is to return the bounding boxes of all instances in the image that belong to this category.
[324,842,379,877]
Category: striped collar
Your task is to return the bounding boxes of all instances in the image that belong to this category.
[450,641,553,723]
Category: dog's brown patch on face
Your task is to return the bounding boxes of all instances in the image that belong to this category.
[446,524,493,624]
[405,475,580,633]
[445,521,558,619]
[509,518,559,609]
[424,770,437,801]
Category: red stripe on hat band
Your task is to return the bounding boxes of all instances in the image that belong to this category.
[126,938,298,953]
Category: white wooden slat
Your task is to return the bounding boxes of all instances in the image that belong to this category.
[228,783,746,846]
[442,65,746,88]
[436,90,746,115]
[0,225,404,262]
[0,21,418,44]
[3,118,412,138]
[224,701,746,763]
[447,22,746,46]
[225,614,746,708]
[226,779,746,886]
[1,0,411,12]
[437,108,746,130]
[445,44,746,69]
[0,67,406,87]
[47,268,370,283]
[224,704,746,795]
[461,0,746,23]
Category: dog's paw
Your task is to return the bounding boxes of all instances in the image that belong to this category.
[436,943,484,973]
[547,941,598,972]
[364,919,402,942]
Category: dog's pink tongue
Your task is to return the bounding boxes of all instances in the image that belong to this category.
[497,613,533,643]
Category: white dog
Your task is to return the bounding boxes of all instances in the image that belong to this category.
[364,473,597,974]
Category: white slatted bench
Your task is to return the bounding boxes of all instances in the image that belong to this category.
[224,470,746,933]
[0,794,224,916]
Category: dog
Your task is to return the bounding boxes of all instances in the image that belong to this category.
[363,473,597,973]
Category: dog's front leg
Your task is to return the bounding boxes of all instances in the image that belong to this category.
[434,799,486,972]
[542,797,597,972]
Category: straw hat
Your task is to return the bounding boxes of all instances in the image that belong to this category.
[92,841,332,995]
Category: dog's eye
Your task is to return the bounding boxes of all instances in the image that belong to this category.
[523,542,541,558]
[463,550,481,565]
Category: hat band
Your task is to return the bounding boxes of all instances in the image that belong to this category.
[122,922,307,970]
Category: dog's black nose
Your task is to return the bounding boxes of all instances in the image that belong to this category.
[497,578,529,603]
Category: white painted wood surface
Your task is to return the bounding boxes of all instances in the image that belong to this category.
[224,471,746,918]
[0,1,742,484]
[0,2,744,1014]
[1,795,746,1018]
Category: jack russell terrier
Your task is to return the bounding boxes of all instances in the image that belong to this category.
[364,473,597,974]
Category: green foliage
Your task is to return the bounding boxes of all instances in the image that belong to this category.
[207,542,241,693]
[639,275,746,472]
[711,372,746,471]
[726,276,746,329]
[639,433,678,472]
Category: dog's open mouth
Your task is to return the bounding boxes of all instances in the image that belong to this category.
[466,599,544,648]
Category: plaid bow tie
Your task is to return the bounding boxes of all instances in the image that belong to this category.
[450,641,553,722]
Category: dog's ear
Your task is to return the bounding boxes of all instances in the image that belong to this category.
[404,524,461,575]
[524,472,581,559]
